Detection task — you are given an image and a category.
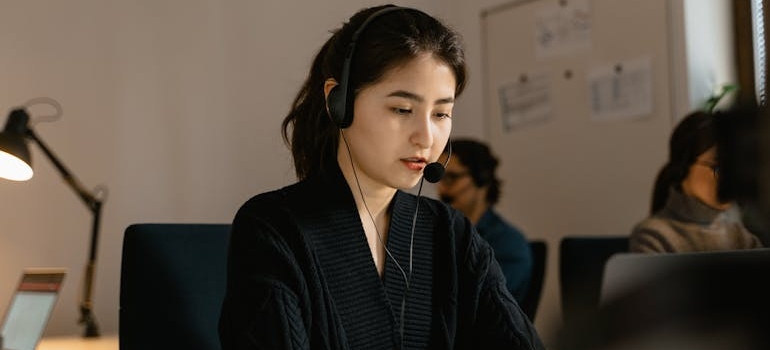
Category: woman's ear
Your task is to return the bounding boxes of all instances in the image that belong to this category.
[324,79,338,102]
[324,78,338,116]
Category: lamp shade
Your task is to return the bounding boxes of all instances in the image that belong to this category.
[0,109,33,181]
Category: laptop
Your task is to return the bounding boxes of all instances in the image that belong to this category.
[600,248,770,305]
[0,268,66,350]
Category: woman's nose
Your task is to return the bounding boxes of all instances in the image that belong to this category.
[409,114,434,149]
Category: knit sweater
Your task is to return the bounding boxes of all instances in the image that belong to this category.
[218,163,544,350]
[630,187,763,253]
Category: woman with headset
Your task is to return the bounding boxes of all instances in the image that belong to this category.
[218,4,543,350]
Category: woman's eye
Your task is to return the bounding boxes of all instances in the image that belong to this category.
[393,107,412,115]
[435,112,451,119]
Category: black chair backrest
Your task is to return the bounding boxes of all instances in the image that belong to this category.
[559,236,628,325]
[120,223,231,350]
[520,240,547,321]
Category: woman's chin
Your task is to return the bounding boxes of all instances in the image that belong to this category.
[396,177,423,191]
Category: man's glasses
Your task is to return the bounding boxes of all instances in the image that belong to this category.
[441,171,469,186]
[695,159,720,177]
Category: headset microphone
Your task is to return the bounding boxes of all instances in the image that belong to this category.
[422,163,444,184]
[422,139,452,183]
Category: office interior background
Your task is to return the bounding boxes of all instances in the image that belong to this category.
[0,0,761,347]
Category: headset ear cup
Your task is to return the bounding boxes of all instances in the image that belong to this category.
[327,85,346,127]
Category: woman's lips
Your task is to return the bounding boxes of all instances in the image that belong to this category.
[401,158,427,171]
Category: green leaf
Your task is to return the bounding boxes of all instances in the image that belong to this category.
[702,84,739,112]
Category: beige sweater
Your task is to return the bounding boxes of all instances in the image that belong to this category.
[630,188,763,253]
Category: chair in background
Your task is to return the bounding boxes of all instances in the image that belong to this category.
[559,235,628,326]
[120,223,231,350]
[520,240,547,321]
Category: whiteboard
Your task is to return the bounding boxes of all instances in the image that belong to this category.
[481,0,675,239]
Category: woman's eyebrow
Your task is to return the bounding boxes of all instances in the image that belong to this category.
[387,90,455,104]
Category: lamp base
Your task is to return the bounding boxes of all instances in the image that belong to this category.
[79,306,100,338]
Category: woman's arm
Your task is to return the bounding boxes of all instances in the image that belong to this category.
[219,199,311,350]
[455,216,545,350]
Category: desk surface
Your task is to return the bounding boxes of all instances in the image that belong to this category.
[37,335,118,350]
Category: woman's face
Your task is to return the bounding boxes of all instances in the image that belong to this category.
[681,146,731,210]
[334,53,456,191]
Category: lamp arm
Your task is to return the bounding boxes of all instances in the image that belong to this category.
[25,128,102,338]
[25,129,101,210]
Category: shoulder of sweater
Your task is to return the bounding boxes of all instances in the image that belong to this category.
[631,216,678,238]
[233,182,312,227]
[630,216,690,253]
[238,184,297,211]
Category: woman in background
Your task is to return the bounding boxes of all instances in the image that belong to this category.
[630,110,762,253]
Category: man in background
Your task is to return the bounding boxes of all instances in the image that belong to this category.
[437,138,533,301]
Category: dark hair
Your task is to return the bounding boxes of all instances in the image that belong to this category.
[449,138,501,205]
[281,5,467,180]
[716,103,763,204]
[650,111,717,213]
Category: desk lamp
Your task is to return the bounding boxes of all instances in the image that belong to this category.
[0,100,103,338]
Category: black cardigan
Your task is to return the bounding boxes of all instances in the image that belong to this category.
[218,164,544,350]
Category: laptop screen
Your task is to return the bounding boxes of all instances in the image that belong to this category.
[1,268,66,350]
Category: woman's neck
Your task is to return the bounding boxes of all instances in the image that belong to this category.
[338,155,397,213]
[338,154,396,276]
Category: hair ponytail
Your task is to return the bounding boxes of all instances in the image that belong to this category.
[650,163,674,214]
[281,38,339,180]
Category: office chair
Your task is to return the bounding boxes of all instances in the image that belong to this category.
[519,240,547,321]
[559,235,628,326]
[119,223,231,350]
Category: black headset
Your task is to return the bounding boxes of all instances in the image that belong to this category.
[326,6,405,128]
